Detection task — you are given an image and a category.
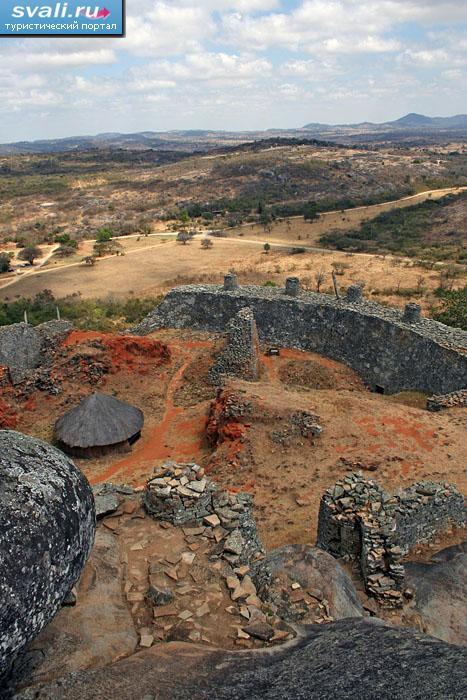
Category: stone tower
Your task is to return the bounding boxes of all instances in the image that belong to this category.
[209,307,260,385]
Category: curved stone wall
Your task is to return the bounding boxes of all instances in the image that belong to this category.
[133,281,467,395]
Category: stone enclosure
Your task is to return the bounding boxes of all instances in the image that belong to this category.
[317,474,465,606]
[132,276,467,395]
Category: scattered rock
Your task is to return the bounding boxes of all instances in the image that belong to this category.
[254,544,363,623]
[242,621,274,641]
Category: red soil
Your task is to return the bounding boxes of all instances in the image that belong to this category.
[90,339,213,485]
[63,331,171,372]
[0,399,17,429]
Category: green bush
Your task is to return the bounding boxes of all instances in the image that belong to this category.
[0,290,162,331]
[433,287,467,330]
[319,193,466,261]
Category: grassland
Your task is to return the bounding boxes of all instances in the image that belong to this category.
[320,191,467,262]
[0,140,465,327]
[1,141,466,250]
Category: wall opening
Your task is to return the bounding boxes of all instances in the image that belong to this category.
[374,385,385,395]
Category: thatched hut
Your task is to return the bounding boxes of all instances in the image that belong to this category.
[54,392,144,458]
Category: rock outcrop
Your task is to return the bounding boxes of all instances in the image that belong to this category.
[13,619,467,699]
[0,431,95,678]
[405,543,467,645]
[0,321,72,384]
[253,544,364,622]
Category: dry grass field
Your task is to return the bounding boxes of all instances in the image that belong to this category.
[1,232,464,316]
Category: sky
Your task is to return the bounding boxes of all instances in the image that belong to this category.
[0,0,466,142]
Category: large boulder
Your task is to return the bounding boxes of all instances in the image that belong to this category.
[0,321,72,384]
[404,543,467,645]
[253,544,364,621]
[0,431,95,678]
[18,529,137,687]
[13,619,467,699]
[0,324,43,383]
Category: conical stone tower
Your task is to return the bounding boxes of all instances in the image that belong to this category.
[209,307,260,385]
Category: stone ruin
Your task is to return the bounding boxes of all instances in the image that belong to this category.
[317,473,465,607]
[132,276,467,396]
[143,462,264,567]
[208,306,260,385]
[427,389,467,412]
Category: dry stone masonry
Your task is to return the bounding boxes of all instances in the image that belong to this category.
[426,389,467,412]
[209,307,260,385]
[144,462,264,567]
[132,278,467,395]
[317,473,465,606]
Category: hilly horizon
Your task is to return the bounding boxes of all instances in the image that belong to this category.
[1,113,466,155]
[303,112,467,129]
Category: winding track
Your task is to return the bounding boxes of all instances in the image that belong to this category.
[0,185,465,294]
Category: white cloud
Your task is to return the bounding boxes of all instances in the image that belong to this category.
[0,0,466,140]
[143,52,273,83]
[402,48,466,67]
[1,48,116,72]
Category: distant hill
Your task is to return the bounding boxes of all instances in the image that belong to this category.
[0,114,466,155]
[303,113,467,130]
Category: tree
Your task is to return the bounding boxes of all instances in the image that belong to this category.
[304,201,318,222]
[315,270,326,292]
[416,275,425,293]
[177,232,191,245]
[83,255,97,266]
[259,210,272,233]
[0,252,12,273]
[93,240,123,257]
[201,238,213,250]
[55,233,77,248]
[18,246,43,266]
[180,210,190,225]
[95,227,113,243]
[263,242,271,254]
[138,222,152,237]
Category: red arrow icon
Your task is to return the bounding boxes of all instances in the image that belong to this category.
[96,8,110,19]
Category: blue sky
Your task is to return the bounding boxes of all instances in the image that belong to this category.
[0,0,466,142]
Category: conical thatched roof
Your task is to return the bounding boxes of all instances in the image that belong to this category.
[54,392,144,448]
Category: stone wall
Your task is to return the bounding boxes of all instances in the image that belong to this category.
[209,307,260,385]
[143,462,264,567]
[317,474,465,606]
[427,389,467,412]
[395,482,465,554]
[131,279,467,395]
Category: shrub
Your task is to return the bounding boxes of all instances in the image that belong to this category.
[0,291,162,331]
[433,288,467,330]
